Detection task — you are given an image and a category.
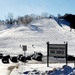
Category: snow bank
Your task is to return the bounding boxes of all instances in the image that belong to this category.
[10,63,75,75]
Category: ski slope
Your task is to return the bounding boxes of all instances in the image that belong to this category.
[0,18,75,56]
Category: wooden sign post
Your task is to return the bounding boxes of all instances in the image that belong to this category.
[22,45,27,63]
[47,42,49,67]
[65,42,68,65]
[47,42,68,67]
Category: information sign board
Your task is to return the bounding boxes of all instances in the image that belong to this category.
[49,44,66,57]
[22,45,27,51]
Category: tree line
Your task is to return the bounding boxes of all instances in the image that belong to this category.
[1,13,75,30]
[58,13,75,29]
[0,12,49,26]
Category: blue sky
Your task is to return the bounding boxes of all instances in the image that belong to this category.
[0,0,75,20]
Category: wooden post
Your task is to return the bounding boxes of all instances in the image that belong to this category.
[47,42,49,67]
[66,42,68,65]
[74,61,75,67]
[24,50,26,63]
[22,45,27,64]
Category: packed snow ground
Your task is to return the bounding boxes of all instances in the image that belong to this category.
[0,18,75,75]
[0,60,17,75]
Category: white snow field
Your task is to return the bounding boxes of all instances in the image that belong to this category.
[0,18,75,55]
[0,18,75,75]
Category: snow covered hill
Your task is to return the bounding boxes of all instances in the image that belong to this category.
[0,18,75,56]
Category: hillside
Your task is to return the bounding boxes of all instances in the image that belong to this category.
[0,18,75,56]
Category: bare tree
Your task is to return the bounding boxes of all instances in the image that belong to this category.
[41,12,49,18]
[6,13,14,25]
